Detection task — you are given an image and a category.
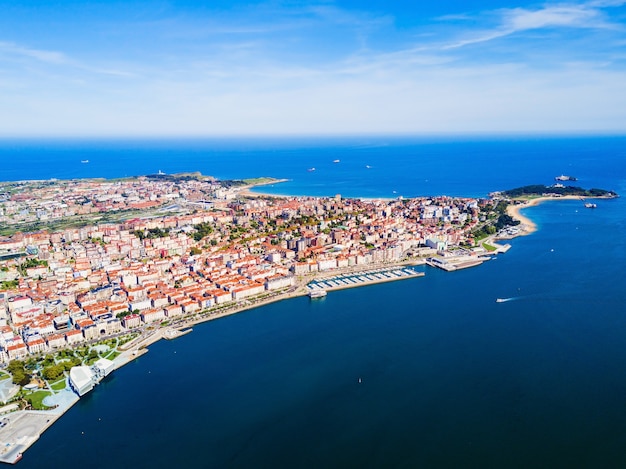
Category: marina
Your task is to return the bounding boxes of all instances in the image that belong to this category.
[307,266,425,294]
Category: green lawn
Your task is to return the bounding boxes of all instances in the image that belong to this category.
[482,243,498,252]
[104,351,121,360]
[26,390,52,410]
[50,378,67,391]
[0,373,10,381]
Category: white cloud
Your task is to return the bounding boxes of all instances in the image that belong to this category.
[1,1,626,136]
[0,41,69,64]
[442,1,622,49]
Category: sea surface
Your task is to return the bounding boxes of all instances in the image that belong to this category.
[3,136,626,468]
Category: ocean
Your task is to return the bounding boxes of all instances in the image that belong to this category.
[4,136,626,467]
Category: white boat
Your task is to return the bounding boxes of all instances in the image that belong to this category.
[81,160,89,163]
[307,167,316,172]
[333,159,340,163]
[584,202,597,208]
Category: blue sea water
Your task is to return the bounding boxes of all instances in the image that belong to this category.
[3,135,626,467]
[1,135,625,197]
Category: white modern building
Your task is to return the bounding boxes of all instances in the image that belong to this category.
[69,366,95,396]
[94,358,115,377]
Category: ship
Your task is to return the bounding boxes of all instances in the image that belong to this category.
[308,289,327,298]
[584,202,597,208]
[307,167,316,172]
[555,174,577,181]
[333,159,340,163]
[81,160,89,163]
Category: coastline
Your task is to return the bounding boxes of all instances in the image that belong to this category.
[1,181,616,464]
[506,195,601,236]
[119,259,428,353]
[238,179,290,198]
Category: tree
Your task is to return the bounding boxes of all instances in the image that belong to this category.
[7,360,31,385]
[42,364,64,381]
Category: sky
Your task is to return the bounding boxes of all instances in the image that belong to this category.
[1,0,626,136]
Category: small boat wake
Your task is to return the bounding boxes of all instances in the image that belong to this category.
[495,297,521,303]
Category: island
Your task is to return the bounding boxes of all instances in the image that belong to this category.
[0,176,616,464]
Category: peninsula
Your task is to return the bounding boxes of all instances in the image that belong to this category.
[0,175,616,464]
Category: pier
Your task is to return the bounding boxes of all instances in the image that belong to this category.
[425,256,491,272]
[306,266,425,294]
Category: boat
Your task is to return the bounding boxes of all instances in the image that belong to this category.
[81,160,89,163]
[555,174,577,181]
[308,289,327,298]
[333,159,340,163]
[495,298,507,303]
[307,167,316,172]
[584,202,597,208]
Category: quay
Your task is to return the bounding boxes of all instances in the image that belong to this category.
[425,255,492,272]
[163,327,193,340]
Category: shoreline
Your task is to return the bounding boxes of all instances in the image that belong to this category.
[505,195,605,236]
[1,186,615,464]
[238,179,290,198]
[122,258,429,353]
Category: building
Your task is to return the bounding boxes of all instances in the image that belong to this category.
[122,313,141,329]
[69,366,95,396]
[65,329,84,345]
[93,358,115,377]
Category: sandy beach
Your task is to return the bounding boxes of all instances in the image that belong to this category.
[506,195,598,235]
[237,179,290,198]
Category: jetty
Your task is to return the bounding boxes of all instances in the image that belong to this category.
[163,328,193,340]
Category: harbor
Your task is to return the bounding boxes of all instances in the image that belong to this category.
[307,266,425,294]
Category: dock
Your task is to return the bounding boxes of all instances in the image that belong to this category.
[425,256,490,272]
[306,266,425,294]
[163,327,193,340]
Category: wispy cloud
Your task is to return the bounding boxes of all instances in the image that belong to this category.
[442,1,623,49]
[2,1,626,136]
[0,41,70,64]
[0,40,136,78]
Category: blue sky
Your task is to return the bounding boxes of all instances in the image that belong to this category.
[1,0,626,136]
